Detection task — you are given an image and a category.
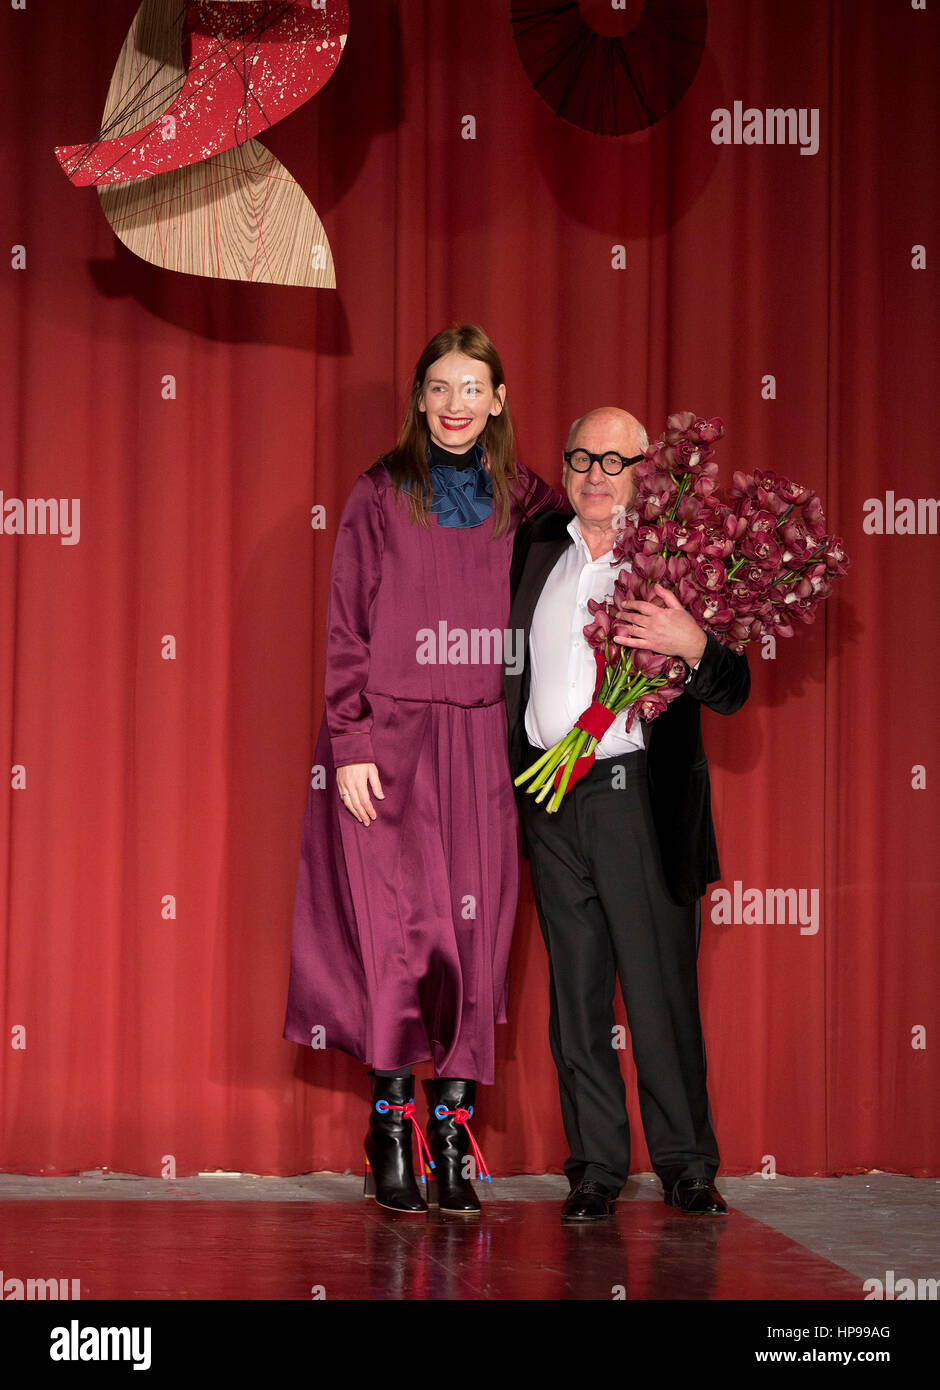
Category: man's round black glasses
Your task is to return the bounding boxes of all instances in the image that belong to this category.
[563,449,644,475]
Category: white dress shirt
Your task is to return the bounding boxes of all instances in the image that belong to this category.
[525,516,647,758]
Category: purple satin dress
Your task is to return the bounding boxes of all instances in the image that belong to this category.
[283,458,566,1084]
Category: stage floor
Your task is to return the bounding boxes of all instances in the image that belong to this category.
[1,1172,936,1301]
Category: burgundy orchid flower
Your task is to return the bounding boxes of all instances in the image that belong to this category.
[724,512,748,543]
[691,468,719,499]
[625,689,671,729]
[661,519,703,554]
[692,417,724,444]
[692,556,728,591]
[700,533,734,560]
[803,493,826,525]
[583,598,612,648]
[629,648,673,677]
[692,595,734,630]
[774,476,812,504]
[740,533,784,569]
[665,553,692,584]
[823,538,849,576]
[745,509,781,535]
[632,552,667,584]
[739,561,776,589]
[664,411,697,443]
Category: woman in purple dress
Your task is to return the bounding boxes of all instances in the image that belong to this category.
[283,324,568,1213]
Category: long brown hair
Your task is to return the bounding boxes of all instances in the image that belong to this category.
[383,324,519,538]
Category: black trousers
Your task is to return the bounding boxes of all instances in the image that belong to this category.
[519,747,719,1195]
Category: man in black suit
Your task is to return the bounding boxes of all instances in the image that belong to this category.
[505,407,750,1221]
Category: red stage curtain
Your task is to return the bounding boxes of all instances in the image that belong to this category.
[0,0,937,1178]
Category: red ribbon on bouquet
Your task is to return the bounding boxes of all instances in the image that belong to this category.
[552,649,615,791]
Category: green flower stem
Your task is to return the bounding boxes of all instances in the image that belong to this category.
[596,661,614,704]
[612,672,661,709]
[513,741,563,788]
[668,473,689,521]
[779,544,827,586]
[547,728,594,812]
[603,657,630,705]
[533,766,563,804]
[531,723,593,796]
[525,729,580,796]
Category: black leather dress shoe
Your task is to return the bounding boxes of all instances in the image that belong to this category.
[561,1180,617,1222]
[666,1177,728,1215]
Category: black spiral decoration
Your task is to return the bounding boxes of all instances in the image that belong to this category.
[510,1,707,136]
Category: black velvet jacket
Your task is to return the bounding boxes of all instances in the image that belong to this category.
[504,510,751,906]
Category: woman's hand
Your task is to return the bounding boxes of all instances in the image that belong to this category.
[336,763,384,824]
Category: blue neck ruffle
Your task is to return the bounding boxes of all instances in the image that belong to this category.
[426,441,493,529]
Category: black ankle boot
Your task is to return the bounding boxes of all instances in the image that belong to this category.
[363,1072,430,1213]
[422,1078,491,1214]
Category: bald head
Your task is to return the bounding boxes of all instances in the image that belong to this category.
[562,406,648,549]
[565,407,648,454]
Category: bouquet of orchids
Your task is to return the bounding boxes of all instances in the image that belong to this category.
[515,411,850,813]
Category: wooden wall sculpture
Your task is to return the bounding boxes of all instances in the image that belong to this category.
[53,1,349,287]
